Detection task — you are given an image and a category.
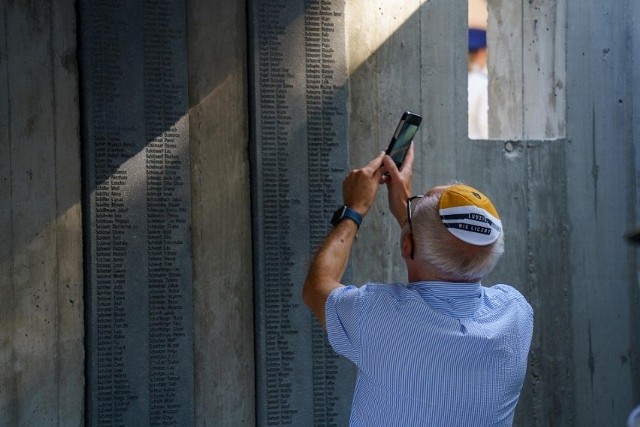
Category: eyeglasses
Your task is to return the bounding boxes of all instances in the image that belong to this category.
[406,195,424,259]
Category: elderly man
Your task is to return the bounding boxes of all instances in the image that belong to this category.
[302,145,533,426]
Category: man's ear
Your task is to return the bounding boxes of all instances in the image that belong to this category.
[401,232,413,260]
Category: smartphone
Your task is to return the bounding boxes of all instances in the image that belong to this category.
[385,111,422,168]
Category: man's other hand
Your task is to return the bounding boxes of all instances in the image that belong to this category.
[382,143,414,226]
[343,151,386,216]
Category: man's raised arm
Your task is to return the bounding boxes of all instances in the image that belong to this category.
[302,151,386,328]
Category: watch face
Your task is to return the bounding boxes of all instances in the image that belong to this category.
[331,206,346,225]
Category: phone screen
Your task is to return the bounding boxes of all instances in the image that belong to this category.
[386,113,421,167]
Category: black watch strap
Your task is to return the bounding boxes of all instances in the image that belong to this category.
[331,206,362,229]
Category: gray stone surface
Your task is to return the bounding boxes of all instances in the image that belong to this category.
[346,1,639,426]
[1,0,639,426]
[249,0,355,425]
[0,1,84,425]
[80,1,194,425]
[186,0,256,424]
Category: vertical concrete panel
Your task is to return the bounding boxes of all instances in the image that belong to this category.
[186,0,255,425]
[522,0,566,139]
[5,5,58,420]
[6,0,57,423]
[526,142,573,426]
[249,1,355,424]
[630,0,640,409]
[0,4,17,424]
[51,0,85,422]
[0,0,83,425]
[80,1,194,424]
[566,0,639,425]
[488,0,523,139]
[418,0,465,184]
[488,0,566,141]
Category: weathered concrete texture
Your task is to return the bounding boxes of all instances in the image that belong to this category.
[249,1,355,424]
[347,0,639,426]
[0,0,84,425]
[80,1,195,424]
[566,1,640,425]
[186,1,256,425]
[631,0,640,411]
[1,0,638,425]
[488,0,566,140]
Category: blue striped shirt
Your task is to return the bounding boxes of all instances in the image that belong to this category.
[326,281,533,426]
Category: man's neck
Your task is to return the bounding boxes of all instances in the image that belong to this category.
[406,262,477,284]
[407,263,448,283]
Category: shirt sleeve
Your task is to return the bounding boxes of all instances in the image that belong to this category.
[325,285,364,365]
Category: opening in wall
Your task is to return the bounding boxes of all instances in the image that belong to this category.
[468,0,566,140]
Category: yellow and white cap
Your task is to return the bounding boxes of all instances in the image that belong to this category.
[438,184,502,246]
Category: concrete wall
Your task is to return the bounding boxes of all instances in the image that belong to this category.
[346,1,639,426]
[186,0,255,424]
[0,1,84,425]
[566,1,640,424]
[0,0,638,426]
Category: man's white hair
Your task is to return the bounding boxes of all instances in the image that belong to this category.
[405,187,504,282]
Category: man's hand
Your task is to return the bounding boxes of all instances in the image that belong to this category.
[343,151,386,216]
[382,143,415,226]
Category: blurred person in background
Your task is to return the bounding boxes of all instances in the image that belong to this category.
[468,28,489,139]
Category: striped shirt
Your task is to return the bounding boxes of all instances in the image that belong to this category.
[326,281,533,426]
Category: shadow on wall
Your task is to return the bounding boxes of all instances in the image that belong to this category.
[1,0,637,425]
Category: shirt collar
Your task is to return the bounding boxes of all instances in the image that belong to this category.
[408,281,483,318]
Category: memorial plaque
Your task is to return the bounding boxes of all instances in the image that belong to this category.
[250,0,355,425]
[80,1,194,425]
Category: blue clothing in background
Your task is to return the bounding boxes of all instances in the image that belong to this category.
[326,281,533,427]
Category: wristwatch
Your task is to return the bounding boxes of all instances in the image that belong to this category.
[331,206,362,229]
